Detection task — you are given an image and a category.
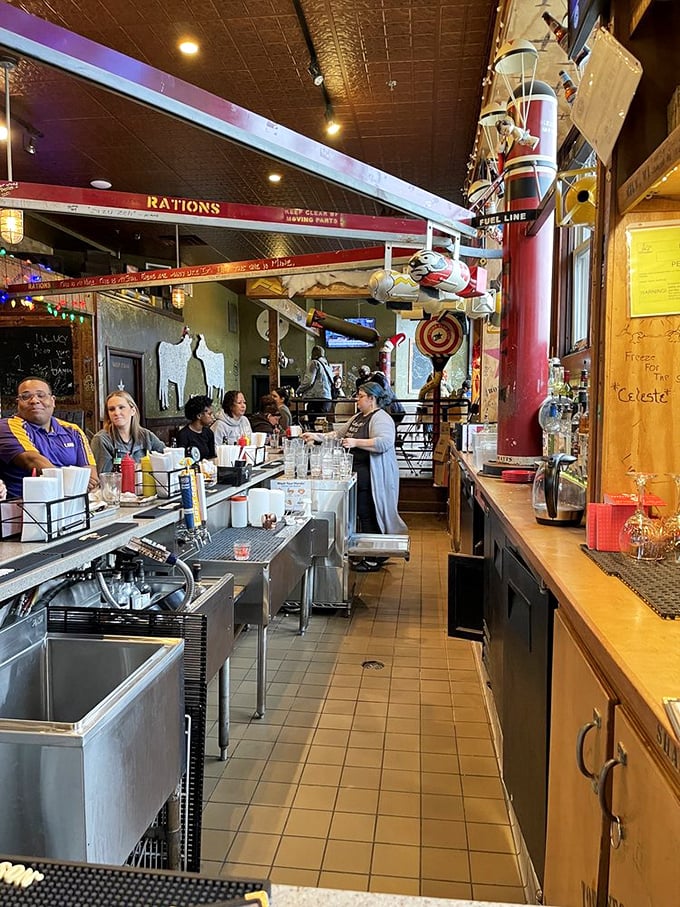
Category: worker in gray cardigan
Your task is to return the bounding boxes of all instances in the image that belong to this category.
[304,380,407,572]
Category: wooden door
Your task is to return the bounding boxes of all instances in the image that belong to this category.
[606,707,680,907]
[544,612,616,907]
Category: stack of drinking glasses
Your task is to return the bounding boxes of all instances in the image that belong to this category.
[295,442,309,479]
[282,438,300,479]
[309,446,323,478]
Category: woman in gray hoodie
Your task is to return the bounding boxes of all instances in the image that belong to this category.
[212,390,252,445]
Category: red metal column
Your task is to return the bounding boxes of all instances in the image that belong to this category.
[497,80,557,465]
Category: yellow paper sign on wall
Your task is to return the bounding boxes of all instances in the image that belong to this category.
[627,223,680,317]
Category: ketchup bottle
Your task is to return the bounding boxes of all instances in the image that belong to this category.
[120,452,136,494]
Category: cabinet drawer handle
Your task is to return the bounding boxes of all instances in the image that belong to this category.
[597,743,627,849]
[575,709,601,787]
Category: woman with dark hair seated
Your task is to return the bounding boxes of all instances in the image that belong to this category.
[249,395,282,435]
[212,390,252,445]
[270,387,292,431]
[175,395,215,461]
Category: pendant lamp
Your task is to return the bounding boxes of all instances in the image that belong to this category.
[171,224,185,310]
[0,56,23,246]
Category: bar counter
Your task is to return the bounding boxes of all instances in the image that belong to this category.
[457,449,680,784]
[272,885,529,907]
[0,462,285,601]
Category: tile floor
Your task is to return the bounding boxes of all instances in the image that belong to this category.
[199,513,525,902]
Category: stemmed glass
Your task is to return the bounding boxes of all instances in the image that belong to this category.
[619,472,664,561]
[661,474,680,565]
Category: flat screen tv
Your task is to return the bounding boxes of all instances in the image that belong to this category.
[324,316,377,349]
[568,0,609,59]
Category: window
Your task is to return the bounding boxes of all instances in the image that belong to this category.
[568,225,592,352]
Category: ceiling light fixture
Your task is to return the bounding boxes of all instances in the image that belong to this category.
[0,56,23,246]
[178,40,199,55]
[90,178,112,190]
[171,223,185,310]
[307,58,324,87]
[0,124,6,142]
[268,173,282,183]
[324,103,341,137]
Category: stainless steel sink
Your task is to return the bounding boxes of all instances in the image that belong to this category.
[0,608,185,865]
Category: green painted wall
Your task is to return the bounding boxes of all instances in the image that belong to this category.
[95,282,239,422]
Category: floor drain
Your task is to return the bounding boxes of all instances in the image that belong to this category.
[361,660,385,670]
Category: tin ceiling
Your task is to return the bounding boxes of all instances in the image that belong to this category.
[0,0,571,270]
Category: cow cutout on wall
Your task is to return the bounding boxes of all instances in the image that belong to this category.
[195,334,225,403]
[158,326,193,410]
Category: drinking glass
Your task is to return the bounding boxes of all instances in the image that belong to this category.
[100,472,122,506]
[618,472,664,561]
[295,445,309,479]
[233,539,251,560]
[661,473,680,564]
[309,448,322,478]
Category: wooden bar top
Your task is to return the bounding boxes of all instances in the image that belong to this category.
[455,449,680,783]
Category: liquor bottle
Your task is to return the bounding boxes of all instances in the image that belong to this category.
[577,390,590,474]
[120,452,136,494]
[124,567,143,610]
[559,71,577,105]
[542,11,569,49]
[570,399,582,459]
[574,45,591,68]
[134,558,152,609]
[543,401,561,456]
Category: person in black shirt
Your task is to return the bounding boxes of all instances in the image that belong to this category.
[175,395,216,461]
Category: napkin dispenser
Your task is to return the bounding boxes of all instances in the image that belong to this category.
[217,460,251,486]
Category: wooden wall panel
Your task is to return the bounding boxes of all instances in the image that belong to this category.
[600,200,680,510]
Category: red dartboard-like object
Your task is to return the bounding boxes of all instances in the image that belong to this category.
[415,313,464,357]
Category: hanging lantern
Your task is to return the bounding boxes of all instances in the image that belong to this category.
[0,209,24,245]
[171,286,186,310]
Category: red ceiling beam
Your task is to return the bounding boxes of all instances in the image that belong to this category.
[0,181,432,245]
[7,246,416,298]
[0,2,476,236]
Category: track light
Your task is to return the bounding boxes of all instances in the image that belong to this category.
[307,59,324,87]
[24,134,36,155]
[324,102,340,136]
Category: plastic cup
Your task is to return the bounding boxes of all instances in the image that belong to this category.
[100,472,121,506]
[233,539,251,560]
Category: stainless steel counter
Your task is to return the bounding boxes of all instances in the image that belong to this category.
[196,519,313,718]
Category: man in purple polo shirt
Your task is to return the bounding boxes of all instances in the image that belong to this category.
[0,377,98,499]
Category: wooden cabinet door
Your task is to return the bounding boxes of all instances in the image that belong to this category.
[544,612,615,907]
[606,707,680,907]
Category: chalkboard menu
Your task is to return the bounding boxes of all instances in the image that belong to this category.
[0,326,75,397]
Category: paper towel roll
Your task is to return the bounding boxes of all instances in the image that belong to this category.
[248,488,270,527]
